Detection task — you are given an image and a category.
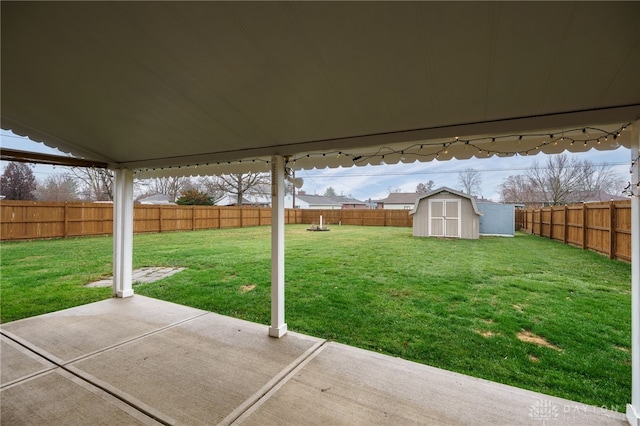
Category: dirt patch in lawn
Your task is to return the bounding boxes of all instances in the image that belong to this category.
[517,331,562,351]
[241,284,256,293]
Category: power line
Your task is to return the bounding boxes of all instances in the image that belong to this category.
[300,162,630,178]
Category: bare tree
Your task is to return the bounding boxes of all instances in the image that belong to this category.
[499,175,538,204]
[36,174,79,201]
[416,180,435,194]
[526,155,589,205]
[196,176,226,204]
[458,168,481,196]
[501,154,624,205]
[0,162,37,200]
[581,162,626,197]
[70,167,114,201]
[218,172,270,206]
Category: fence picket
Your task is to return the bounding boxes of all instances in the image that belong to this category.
[516,200,631,262]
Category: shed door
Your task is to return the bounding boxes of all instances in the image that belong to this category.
[429,199,461,238]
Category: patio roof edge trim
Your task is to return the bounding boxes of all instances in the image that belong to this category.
[121,104,640,171]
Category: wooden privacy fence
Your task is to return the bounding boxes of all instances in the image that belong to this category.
[0,201,412,241]
[516,200,631,262]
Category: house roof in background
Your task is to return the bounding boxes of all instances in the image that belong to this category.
[295,194,366,206]
[137,194,174,205]
[332,195,366,205]
[379,193,420,205]
[295,194,340,206]
[581,191,628,203]
[1,2,639,178]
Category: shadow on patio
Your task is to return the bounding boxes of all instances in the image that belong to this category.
[0,296,627,425]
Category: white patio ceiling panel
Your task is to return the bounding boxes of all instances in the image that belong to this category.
[2,2,640,176]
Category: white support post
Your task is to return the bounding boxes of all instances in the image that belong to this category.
[629,121,640,426]
[113,168,134,298]
[269,155,287,337]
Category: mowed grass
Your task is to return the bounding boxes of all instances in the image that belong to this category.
[0,225,631,410]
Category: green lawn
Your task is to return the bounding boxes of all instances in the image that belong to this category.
[0,226,631,411]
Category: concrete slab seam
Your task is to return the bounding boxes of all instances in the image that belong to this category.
[224,341,330,425]
[1,323,189,425]
[56,368,167,426]
[63,365,177,426]
[0,368,60,391]
[0,313,210,424]
[0,329,66,368]
[0,335,58,389]
[61,311,212,366]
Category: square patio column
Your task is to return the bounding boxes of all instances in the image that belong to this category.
[113,168,134,298]
[629,121,640,426]
[269,155,287,337]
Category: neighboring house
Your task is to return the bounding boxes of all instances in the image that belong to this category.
[579,191,628,203]
[137,194,176,205]
[409,187,481,239]
[377,192,420,210]
[287,194,341,209]
[286,193,366,209]
[218,194,270,207]
[364,198,379,210]
[513,190,628,208]
[332,195,367,209]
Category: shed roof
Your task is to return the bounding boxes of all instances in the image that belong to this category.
[409,187,482,216]
[1,2,639,176]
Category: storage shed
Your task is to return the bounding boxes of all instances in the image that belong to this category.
[410,187,481,239]
[477,202,516,236]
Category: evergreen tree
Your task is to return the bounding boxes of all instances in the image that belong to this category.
[176,189,214,205]
[324,186,337,197]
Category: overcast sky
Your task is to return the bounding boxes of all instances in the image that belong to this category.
[1,129,632,202]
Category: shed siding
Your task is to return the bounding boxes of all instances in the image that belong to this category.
[412,191,479,239]
[477,203,515,236]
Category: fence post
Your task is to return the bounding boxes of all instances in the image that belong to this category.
[549,207,554,240]
[563,205,568,244]
[609,201,616,260]
[582,203,588,250]
[159,206,163,233]
[63,202,69,238]
[192,206,196,231]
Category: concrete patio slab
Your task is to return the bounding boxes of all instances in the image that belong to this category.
[236,342,627,425]
[70,312,323,425]
[1,296,207,362]
[1,369,162,425]
[0,296,629,425]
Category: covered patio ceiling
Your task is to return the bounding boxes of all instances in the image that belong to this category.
[1,1,639,175]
